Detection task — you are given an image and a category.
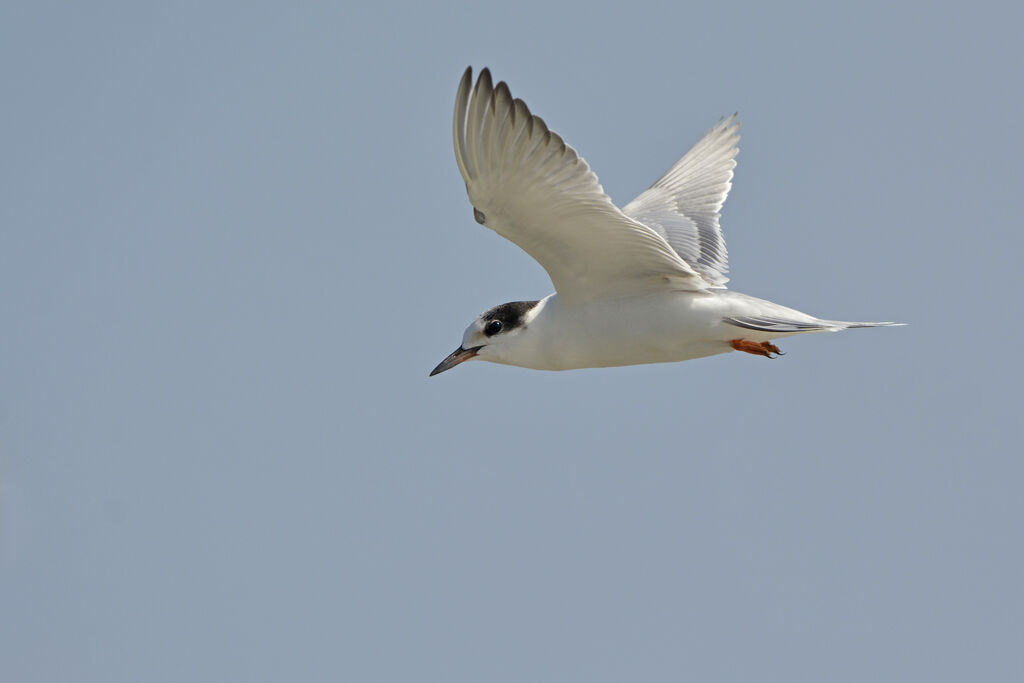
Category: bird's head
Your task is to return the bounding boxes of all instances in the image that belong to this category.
[430,300,542,376]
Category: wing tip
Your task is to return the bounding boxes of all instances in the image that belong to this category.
[453,67,475,180]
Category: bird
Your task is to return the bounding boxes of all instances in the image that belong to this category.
[430,67,901,376]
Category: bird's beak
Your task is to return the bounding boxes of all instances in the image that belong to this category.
[429,345,481,376]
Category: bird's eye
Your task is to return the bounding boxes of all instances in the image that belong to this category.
[484,320,503,336]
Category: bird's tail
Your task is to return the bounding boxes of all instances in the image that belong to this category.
[724,316,906,333]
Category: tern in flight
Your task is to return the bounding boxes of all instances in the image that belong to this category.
[431,68,900,376]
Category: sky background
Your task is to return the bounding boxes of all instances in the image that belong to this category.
[2,1,1022,681]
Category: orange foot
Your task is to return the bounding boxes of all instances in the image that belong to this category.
[730,339,784,358]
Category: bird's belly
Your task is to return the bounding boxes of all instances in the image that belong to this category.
[537,293,734,370]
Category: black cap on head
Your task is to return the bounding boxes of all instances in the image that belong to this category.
[481,301,539,333]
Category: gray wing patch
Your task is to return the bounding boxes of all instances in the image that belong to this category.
[724,316,836,333]
[724,316,904,332]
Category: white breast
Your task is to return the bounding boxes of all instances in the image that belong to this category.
[498,291,732,370]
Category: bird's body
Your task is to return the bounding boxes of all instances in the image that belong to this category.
[431,68,900,376]
[468,290,872,371]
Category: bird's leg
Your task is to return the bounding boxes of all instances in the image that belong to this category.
[730,339,785,358]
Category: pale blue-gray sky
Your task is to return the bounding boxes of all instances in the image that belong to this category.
[2,1,1022,681]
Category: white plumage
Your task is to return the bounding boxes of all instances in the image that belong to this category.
[431,68,901,376]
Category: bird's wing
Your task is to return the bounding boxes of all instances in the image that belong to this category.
[622,116,740,288]
[453,68,705,304]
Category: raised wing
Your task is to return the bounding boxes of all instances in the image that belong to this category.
[453,67,704,303]
[622,116,740,288]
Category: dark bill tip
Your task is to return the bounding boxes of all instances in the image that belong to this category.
[429,345,482,377]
